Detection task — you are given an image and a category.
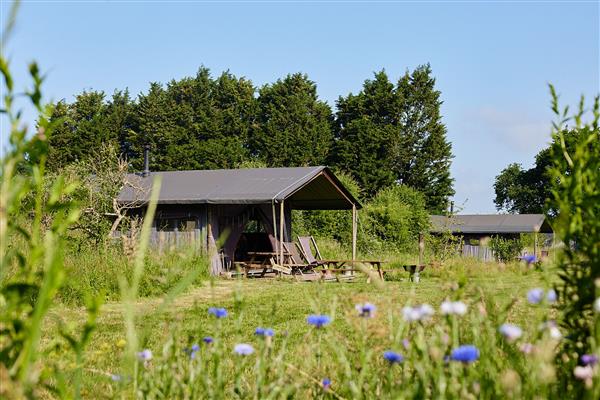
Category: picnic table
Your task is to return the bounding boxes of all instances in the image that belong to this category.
[314,260,385,282]
[244,251,307,277]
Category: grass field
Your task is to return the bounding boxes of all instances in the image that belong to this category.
[41,260,557,398]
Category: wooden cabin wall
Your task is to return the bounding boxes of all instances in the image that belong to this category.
[149,204,208,253]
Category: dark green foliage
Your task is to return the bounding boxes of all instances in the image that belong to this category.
[332,66,454,212]
[548,88,600,378]
[131,68,257,171]
[47,91,114,169]
[489,236,524,263]
[251,73,333,167]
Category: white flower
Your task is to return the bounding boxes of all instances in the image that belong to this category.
[440,301,468,316]
[594,297,600,313]
[549,326,562,340]
[402,304,434,322]
[499,323,523,341]
[574,365,594,380]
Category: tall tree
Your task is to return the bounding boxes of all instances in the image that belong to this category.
[47,91,116,170]
[251,73,333,167]
[131,68,257,171]
[332,66,454,212]
[494,128,591,215]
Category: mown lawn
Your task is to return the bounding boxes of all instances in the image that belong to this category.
[42,262,555,398]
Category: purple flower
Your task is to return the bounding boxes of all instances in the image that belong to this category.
[519,343,534,355]
[307,315,331,328]
[402,338,410,350]
[521,254,536,264]
[450,345,479,363]
[322,378,331,390]
[202,336,214,344]
[255,327,275,337]
[185,344,200,359]
[383,351,404,364]
[233,343,255,355]
[355,303,377,318]
[208,307,228,318]
[527,288,544,304]
[581,354,599,366]
[136,349,152,361]
[546,289,557,303]
[110,374,123,382]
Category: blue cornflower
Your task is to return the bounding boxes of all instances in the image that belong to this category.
[546,289,557,303]
[255,327,275,337]
[527,288,544,304]
[581,354,599,366]
[383,351,404,364]
[521,254,536,265]
[355,303,377,318]
[322,378,331,390]
[233,343,255,355]
[450,345,479,363]
[307,315,331,328]
[208,307,228,318]
[202,336,214,344]
[185,344,200,359]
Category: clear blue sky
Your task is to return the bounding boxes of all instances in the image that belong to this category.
[1,0,598,213]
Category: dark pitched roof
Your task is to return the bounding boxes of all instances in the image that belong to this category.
[117,166,360,210]
[429,214,553,234]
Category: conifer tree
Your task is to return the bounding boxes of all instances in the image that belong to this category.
[252,73,333,167]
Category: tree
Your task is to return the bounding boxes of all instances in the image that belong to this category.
[493,129,586,215]
[331,66,454,212]
[252,73,333,167]
[130,68,256,171]
[47,91,115,170]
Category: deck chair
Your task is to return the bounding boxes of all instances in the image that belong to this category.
[297,236,385,281]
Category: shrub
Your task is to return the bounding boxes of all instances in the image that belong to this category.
[362,185,429,253]
[489,236,524,263]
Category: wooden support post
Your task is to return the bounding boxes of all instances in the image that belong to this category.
[279,201,284,265]
[418,233,425,266]
[352,204,357,265]
[272,201,277,258]
[534,233,538,259]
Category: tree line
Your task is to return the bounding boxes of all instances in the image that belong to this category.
[47,64,454,213]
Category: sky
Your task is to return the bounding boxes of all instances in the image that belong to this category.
[1,0,598,213]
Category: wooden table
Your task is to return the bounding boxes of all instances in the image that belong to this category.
[314,260,385,282]
[245,251,300,277]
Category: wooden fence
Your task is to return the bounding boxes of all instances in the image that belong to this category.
[461,244,495,262]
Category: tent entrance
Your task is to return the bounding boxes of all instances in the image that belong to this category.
[233,209,275,264]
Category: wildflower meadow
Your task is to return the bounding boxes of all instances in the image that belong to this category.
[1,2,600,399]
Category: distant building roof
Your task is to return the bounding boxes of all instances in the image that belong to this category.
[429,214,553,234]
[117,166,360,210]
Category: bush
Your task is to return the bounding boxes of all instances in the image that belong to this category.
[362,185,429,253]
[489,236,524,263]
